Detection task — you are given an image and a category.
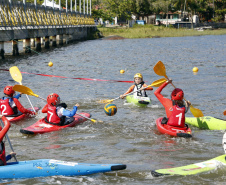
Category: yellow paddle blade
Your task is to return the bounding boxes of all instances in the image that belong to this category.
[223,110,226,116]
[91,119,97,123]
[13,85,39,98]
[98,99,114,103]
[9,66,22,84]
[150,78,167,87]
[153,61,204,117]
[190,105,204,117]
[153,61,168,79]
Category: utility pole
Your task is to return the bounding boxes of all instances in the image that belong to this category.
[213,0,214,18]
[166,1,168,27]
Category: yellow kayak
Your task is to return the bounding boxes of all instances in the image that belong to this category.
[126,95,151,107]
[185,116,226,130]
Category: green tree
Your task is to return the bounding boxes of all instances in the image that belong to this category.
[101,0,134,20]
[92,8,113,21]
[213,0,226,22]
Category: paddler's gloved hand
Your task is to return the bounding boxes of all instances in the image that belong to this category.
[75,103,80,107]
[9,152,16,159]
[167,79,172,84]
[120,95,125,99]
[140,87,145,91]
[28,111,36,116]
[185,100,191,107]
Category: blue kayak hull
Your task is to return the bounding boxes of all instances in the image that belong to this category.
[1,159,126,179]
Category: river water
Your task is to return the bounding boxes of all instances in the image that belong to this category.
[0,35,225,184]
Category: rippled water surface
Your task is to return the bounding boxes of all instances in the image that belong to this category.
[0,35,226,184]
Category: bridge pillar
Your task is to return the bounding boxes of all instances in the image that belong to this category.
[31,38,35,47]
[0,42,5,59]
[23,38,31,53]
[12,40,19,56]
[36,37,41,51]
[64,34,69,44]
[57,35,63,45]
[69,35,73,43]
[45,36,50,49]
[52,36,57,47]
[41,37,44,46]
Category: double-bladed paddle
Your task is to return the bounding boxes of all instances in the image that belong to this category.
[9,66,36,113]
[12,85,98,123]
[99,78,167,103]
[153,61,204,118]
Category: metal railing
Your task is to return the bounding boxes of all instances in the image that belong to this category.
[0,0,94,28]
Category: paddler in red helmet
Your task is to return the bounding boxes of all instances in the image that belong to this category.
[0,86,35,117]
[154,79,190,127]
[0,115,16,166]
[120,73,153,99]
[42,93,80,126]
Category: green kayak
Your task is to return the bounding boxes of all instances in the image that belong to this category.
[126,95,151,107]
[185,116,226,130]
[151,154,226,177]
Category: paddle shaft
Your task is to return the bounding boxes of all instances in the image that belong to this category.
[19,82,36,113]
[121,85,152,98]
[107,85,153,103]
[100,78,166,103]
[37,96,47,101]
[157,71,191,103]
[75,113,96,123]
[110,85,152,102]
[153,61,203,117]
[9,67,36,113]
[0,120,17,162]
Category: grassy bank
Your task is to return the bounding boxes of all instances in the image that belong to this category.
[98,24,226,39]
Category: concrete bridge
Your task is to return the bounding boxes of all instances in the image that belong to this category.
[0,0,96,58]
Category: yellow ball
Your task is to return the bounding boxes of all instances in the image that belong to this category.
[48,62,53,67]
[120,70,125,74]
[193,67,199,72]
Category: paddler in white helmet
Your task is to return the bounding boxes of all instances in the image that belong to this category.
[120,73,153,99]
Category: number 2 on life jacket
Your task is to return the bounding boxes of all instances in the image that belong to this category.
[0,105,7,115]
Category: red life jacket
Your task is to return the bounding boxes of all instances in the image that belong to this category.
[0,99,15,116]
[167,105,186,128]
[0,142,6,165]
[47,105,61,124]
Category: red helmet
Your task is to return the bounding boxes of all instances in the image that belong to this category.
[4,86,15,97]
[171,88,184,101]
[47,93,60,106]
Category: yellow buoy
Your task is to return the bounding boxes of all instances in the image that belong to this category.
[120,70,125,74]
[48,61,53,67]
[193,67,199,72]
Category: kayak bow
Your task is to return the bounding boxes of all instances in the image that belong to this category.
[0,159,126,179]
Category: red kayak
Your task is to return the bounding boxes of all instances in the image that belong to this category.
[156,117,192,138]
[20,112,91,134]
[5,107,39,122]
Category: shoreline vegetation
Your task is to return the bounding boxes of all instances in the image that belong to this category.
[98,25,226,39]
